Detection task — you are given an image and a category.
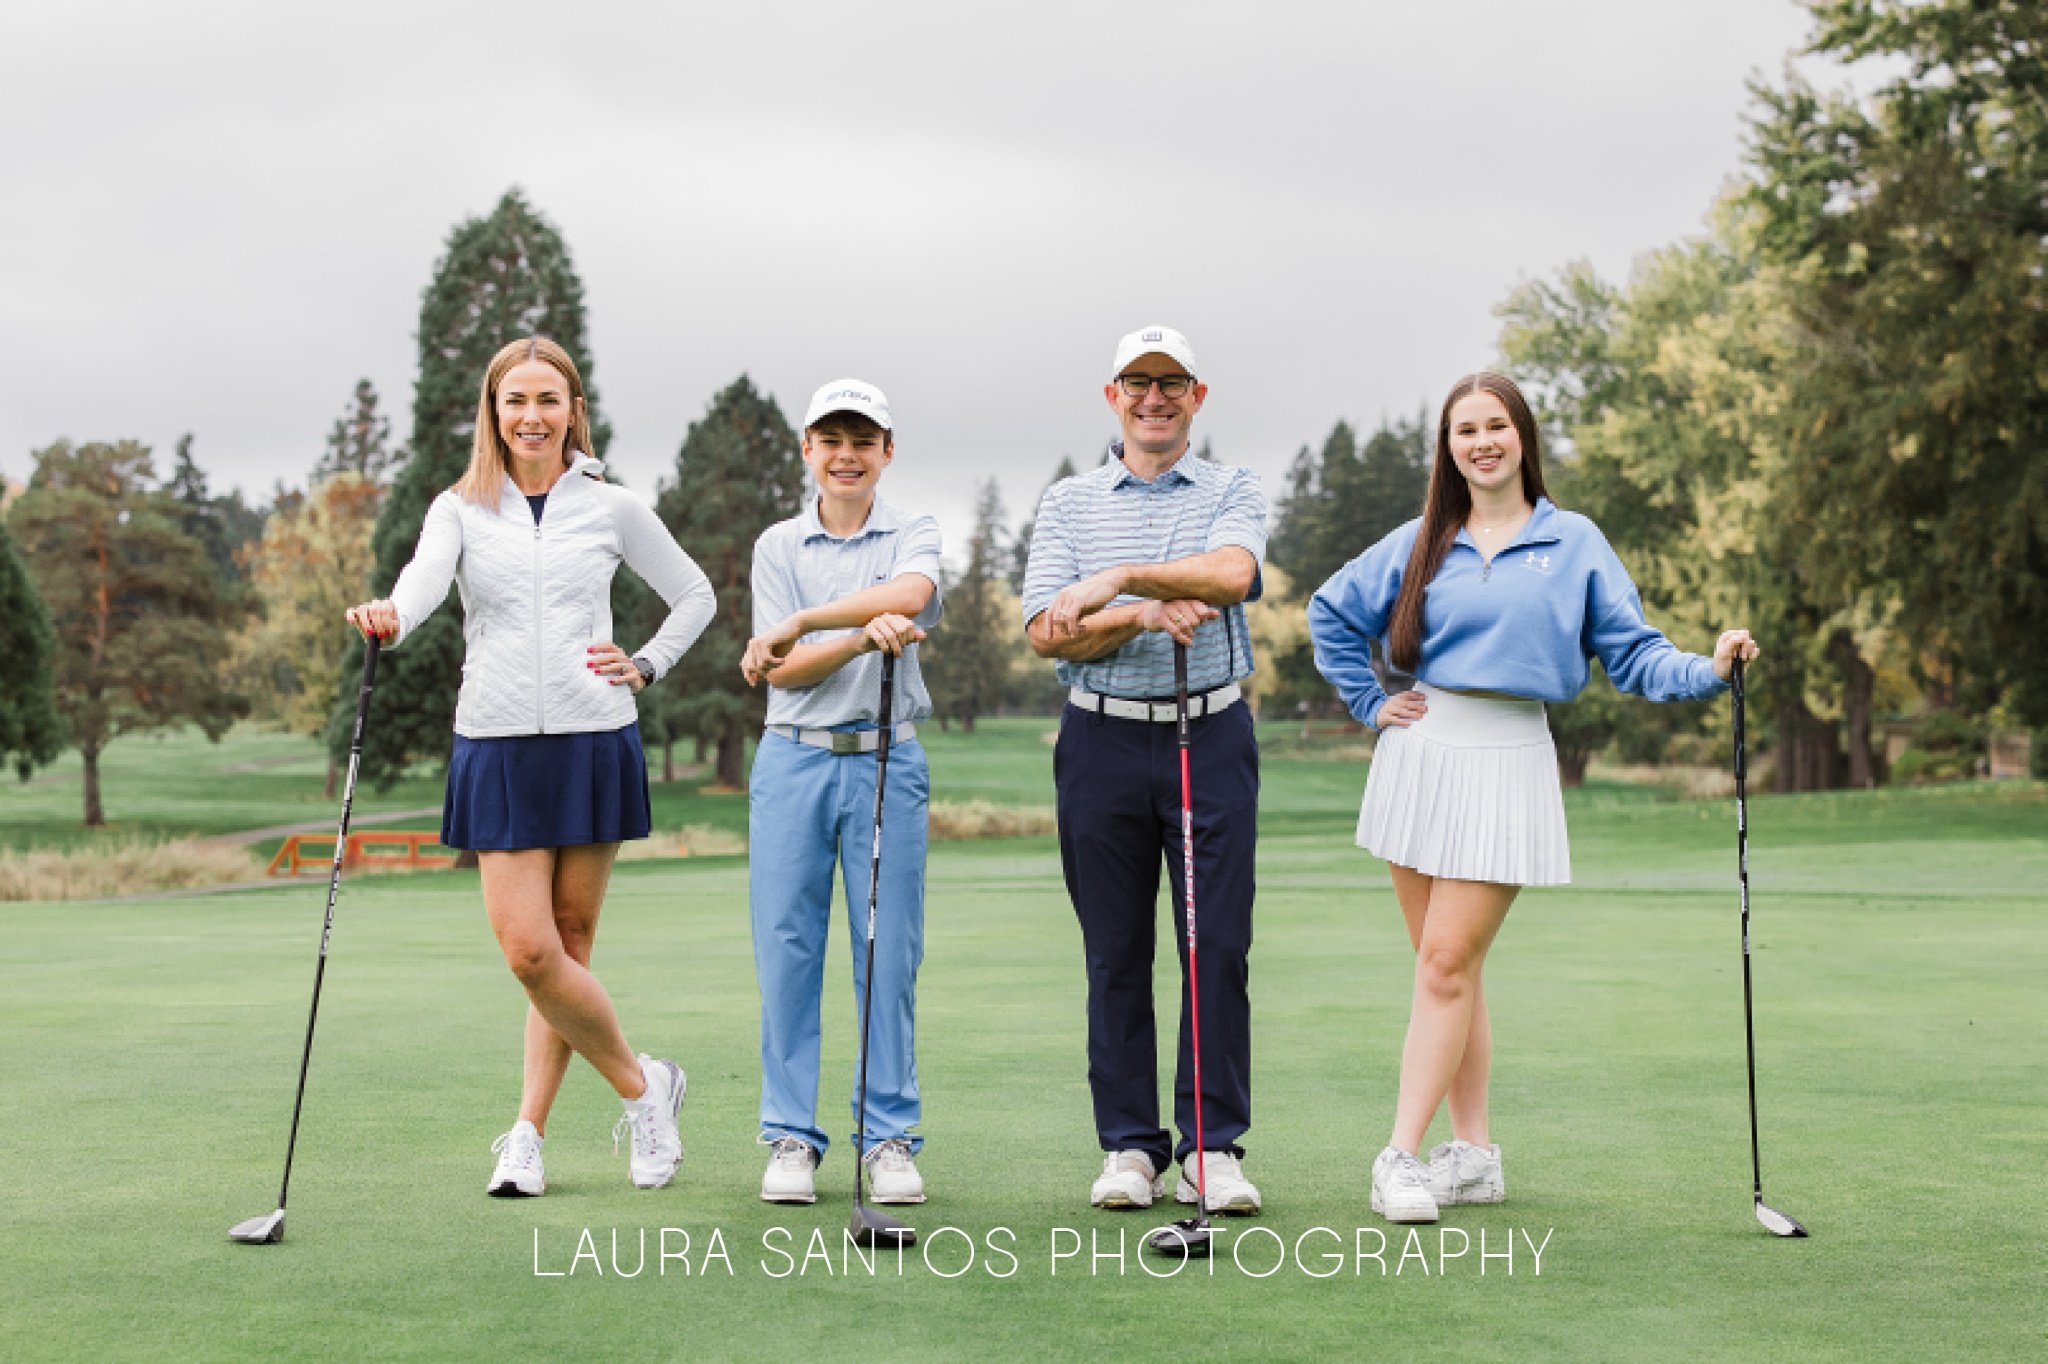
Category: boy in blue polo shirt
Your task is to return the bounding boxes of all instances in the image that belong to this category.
[739,378,943,1205]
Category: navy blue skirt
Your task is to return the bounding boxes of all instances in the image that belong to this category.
[442,724,652,852]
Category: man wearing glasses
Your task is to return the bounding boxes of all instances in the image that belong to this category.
[1020,325,1269,1217]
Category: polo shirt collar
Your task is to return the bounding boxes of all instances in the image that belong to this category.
[1105,442,1202,490]
[800,494,903,543]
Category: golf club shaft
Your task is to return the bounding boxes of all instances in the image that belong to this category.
[853,649,897,1210]
[276,634,380,1211]
[1175,644,1207,1212]
[1734,658,1764,1201]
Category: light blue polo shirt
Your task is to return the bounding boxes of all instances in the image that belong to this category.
[752,496,944,727]
[1020,447,1267,698]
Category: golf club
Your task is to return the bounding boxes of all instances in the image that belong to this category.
[230,633,381,1245]
[1732,656,1808,1239]
[1147,642,1212,1260]
[849,648,915,1250]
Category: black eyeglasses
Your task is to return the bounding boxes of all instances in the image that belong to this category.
[1115,373,1196,398]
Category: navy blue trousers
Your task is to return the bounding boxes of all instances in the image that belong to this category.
[1054,699,1257,1172]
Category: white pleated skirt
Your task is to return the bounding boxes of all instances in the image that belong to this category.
[1357,683,1571,886]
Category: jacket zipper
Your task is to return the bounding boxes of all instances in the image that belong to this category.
[533,513,547,734]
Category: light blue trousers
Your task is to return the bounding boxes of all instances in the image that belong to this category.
[749,729,928,1157]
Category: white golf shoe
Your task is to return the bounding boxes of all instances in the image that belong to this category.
[760,1135,819,1204]
[1426,1139,1505,1205]
[1090,1151,1166,1209]
[486,1120,545,1197]
[863,1138,926,1204]
[1371,1145,1440,1223]
[612,1054,685,1189]
[1174,1151,1262,1215]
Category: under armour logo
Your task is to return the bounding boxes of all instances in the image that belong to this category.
[1524,552,1552,574]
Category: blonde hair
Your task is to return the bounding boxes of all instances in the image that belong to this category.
[454,336,598,506]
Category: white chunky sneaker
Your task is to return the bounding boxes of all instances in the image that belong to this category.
[612,1054,685,1189]
[1426,1139,1505,1205]
[487,1120,545,1197]
[864,1138,927,1205]
[760,1135,819,1204]
[1090,1151,1166,1209]
[1174,1151,1263,1215]
[1371,1145,1440,1223]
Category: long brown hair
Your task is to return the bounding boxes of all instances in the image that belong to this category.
[1385,371,1548,672]
[454,337,598,506]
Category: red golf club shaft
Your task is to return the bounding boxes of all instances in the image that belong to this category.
[1176,644,1207,1210]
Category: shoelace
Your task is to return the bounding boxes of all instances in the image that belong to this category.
[863,1138,914,1170]
[612,1106,660,1159]
[492,1129,540,1169]
[759,1135,815,1168]
[1102,1152,1152,1179]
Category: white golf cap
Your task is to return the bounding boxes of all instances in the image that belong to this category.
[1110,325,1197,379]
[802,378,892,432]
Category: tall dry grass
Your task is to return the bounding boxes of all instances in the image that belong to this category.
[928,801,1057,841]
[0,839,263,902]
[617,824,749,860]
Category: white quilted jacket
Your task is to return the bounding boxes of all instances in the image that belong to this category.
[386,453,716,738]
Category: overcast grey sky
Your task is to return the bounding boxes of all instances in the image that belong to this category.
[2,1,1820,557]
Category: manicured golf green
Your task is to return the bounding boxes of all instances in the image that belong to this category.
[2,721,2042,1360]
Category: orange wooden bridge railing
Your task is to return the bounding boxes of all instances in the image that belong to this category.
[266,830,458,877]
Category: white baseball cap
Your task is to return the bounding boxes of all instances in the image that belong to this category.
[1110,325,1197,379]
[802,378,892,432]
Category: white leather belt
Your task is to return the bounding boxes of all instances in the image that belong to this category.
[1068,682,1242,723]
[768,722,917,754]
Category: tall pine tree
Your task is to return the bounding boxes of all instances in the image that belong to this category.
[647,377,805,789]
[312,379,404,485]
[350,189,610,786]
[923,478,1014,732]
[13,440,246,824]
[0,517,63,780]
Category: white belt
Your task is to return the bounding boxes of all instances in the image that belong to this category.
[768,722,917,754]
[1068,682,1242,723]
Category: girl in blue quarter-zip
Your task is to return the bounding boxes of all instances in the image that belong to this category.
[1307,371,1759,1227]
[348,337,715,1201]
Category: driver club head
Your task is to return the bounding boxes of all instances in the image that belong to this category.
[1145,1217,1214,1259]
[849,1205,916,1249]
[227,1209,286,1245]
[1755,1198,1809,1238]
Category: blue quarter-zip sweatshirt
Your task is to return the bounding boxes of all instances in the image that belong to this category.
[1307,498,1726,729]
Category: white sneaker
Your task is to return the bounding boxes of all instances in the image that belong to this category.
[1426,1140,1505,1205]
[1090,1151,1166,1209]
[760,1135,819,1204]
[612,1054,685,1189]
[1371,1145,1440,1223]
[863,1138,926,1205]
[487,1120,545,1197]
[1174,1151,1262,1215]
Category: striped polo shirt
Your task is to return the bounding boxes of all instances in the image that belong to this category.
[753,496,944,727]
[1020,446,1267,698]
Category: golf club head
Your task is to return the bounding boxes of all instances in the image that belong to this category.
[1145,1217,1213,1259]
[227,1209,286,1244]
[849,1205,916,1249]
[1755,1198,1808,1238]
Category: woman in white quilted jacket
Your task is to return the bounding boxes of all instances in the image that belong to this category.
[347,336,715,1198]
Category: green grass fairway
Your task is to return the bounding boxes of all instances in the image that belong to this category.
[2,722,2043,1360]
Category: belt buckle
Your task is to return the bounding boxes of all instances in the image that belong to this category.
[829,732,861,755]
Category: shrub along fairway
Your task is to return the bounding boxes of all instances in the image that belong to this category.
[1,720,2043,1360]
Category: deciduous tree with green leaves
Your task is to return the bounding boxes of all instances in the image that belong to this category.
[12,440,246,825]
[234,472,383,795]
